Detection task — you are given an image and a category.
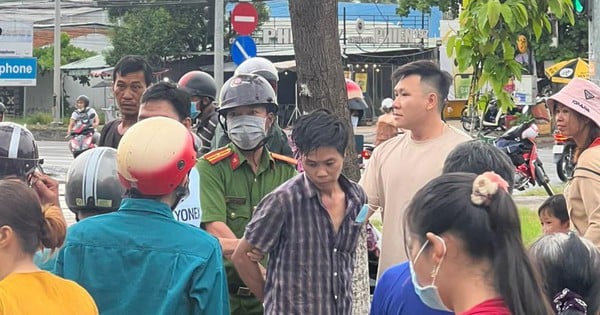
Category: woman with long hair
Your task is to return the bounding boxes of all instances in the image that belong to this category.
[548,78,600,246]
[404,172,552,315]
[0,180,97,314]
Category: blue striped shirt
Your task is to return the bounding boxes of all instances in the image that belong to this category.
[244,173,367,315]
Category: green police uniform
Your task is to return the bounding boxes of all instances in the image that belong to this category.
[198,143,297,315]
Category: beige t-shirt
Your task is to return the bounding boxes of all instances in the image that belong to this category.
[359,124,470,277]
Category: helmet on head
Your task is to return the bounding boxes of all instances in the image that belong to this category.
[76,95,90,107]
[117,117,196,196]
[346,79,368,110]
[218,74,278,114]
[0,122,42,179]
[0,102,6,113]
[381,98,393,110]
[178,71,217,101]
[65,147,125,214]
[234,57,279,84]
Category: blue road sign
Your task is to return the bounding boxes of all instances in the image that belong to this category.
[231,36,257,65]
[0,57,37,86]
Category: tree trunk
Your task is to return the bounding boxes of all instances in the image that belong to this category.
[289,0,360,182]
[289,2,369,315]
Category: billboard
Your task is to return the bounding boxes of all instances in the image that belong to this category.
[0,20,34,57]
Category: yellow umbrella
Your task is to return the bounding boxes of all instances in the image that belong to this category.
[545,58,589,84]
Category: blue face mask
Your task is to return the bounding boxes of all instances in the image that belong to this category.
[190,102,198,116]
[409,236,451,312]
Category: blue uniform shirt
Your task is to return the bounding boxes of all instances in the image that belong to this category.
[371,262,454,315]
[54,198,229,315]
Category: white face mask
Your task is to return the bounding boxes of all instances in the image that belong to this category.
[351,116,359,128]
[409,236,451,312]
[226,115,267,151]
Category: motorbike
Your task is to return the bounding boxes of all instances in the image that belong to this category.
[461,99,526,134]
[552,130,576,182]
[495,119,554,196]
[67,113,99,158]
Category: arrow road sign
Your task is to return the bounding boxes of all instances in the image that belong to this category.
[231,36,257,65]
[231,2,259,36]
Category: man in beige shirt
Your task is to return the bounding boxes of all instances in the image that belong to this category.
[360,60,471,278]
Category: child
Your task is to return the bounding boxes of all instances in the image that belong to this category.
[538,194,570,234]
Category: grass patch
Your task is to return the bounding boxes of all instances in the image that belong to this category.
[519,207,542,246]
[517,184,565,197]
[369,207,542,246]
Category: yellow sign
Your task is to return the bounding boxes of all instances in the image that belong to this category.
[344,71,351,79]
[355,73,368,92]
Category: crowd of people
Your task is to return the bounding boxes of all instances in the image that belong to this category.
[1,55,600,315]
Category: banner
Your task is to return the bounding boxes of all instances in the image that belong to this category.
[355,72,368,93]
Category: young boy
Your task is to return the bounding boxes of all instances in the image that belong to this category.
[539,194,570,234]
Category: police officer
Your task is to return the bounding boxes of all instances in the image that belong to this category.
[199,74,297,315]
[178,70,219,156]
[212,57,293,157]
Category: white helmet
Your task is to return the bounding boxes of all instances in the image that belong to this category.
[234,57,279,83]
[380,98,393,110]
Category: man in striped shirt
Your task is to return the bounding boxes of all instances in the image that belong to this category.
[233,110,367,314]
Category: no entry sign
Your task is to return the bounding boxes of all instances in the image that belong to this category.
[231,3,258,36]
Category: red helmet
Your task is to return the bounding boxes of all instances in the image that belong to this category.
[117,117,196,196]
[346,79,368,110]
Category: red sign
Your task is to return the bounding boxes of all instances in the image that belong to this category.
[231,3,258,36]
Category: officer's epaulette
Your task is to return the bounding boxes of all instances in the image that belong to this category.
[204,147,233,165]
[271,152,298,166]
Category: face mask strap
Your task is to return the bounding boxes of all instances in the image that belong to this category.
[414,235,447,286]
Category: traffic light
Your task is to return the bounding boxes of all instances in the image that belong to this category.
[572,0,588,16]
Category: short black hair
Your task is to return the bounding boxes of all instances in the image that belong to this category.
[291,110,349,156]
[538,194,569,223]
[443,140,515,192]
[391,60,452,111]
[113,55,153,87]
[141,82,191,121]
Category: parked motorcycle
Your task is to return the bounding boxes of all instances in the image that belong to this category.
[461,99,526,134]
[552,130,576,182]
[67,113,99,158]
[495,119,554,196]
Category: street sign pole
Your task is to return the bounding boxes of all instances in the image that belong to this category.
[53,0,61,124]
[215,0,224,97]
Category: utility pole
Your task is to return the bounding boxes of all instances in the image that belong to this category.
[53,0,62,124]
[590,3,599,84]
[214,0,224,96]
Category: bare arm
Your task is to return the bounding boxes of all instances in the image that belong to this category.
[67,119,75,134]
[93,114,100,128]
[205,221,240,259]
[232,238,265,301]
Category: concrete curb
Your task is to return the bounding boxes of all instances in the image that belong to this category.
[30,127,69,142]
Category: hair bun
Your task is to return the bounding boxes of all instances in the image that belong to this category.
[471,171,509,206]
[553,288,587,314]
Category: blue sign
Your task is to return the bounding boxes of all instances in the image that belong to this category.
[231,36,257,65]
[0,57,37,86]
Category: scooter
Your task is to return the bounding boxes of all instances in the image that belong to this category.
[495,119,554,196]
[67,113,99,158]
[552,130,576,182]
[461,99,507,133]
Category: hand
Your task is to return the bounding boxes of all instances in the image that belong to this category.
[30,171,60,208]
[258,264,267,279]
[247,248,265,262]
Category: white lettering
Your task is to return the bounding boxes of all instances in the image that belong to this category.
[174,207,201,222]
[0,63,33,75]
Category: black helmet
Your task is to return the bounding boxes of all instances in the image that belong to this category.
[76,95,90,107]
[218,74,277,114]
[234,57,279,83]
[0,102,6,113]
[178,71,217,100]
[0,122,43,179]
[65,147,125,215]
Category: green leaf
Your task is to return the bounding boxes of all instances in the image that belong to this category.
[502,39,515,60]
[532,20,542,39]
[499,3,514,29]
[487,0,502,28]
[446,35,457,57]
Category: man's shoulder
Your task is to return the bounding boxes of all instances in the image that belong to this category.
[201,146,234,165]
[444,124,472,142]
[270,152,298,167]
